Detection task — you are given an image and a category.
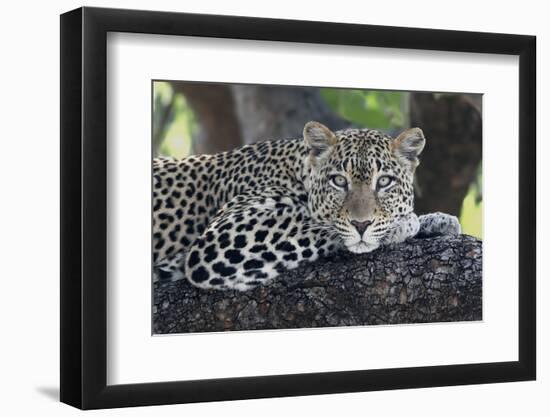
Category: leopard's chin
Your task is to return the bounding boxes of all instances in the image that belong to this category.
[346,241,379,254]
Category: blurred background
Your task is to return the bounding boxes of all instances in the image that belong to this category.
[153,81,482,238]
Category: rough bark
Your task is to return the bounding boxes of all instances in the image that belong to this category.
[410,93,482,217]
[153,234,482,334]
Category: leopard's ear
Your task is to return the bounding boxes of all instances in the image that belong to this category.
[392,127,426,171]
[303,121,337,164]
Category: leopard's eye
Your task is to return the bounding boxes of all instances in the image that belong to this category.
[329,174,348,190]
[377,175,395,189]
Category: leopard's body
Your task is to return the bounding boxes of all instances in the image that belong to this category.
[153,122,460,290]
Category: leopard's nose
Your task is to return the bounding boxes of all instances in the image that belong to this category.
[351,220,373,234]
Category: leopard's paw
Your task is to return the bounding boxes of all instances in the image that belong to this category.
[417,212,461,238]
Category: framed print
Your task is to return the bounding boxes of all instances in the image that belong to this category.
[60,6,536,409]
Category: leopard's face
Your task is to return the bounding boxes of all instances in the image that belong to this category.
[304,123,425,254]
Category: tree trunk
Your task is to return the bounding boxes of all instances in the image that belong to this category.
[410,93,482,217]
[169,82,349,154]
[153,234,482,334]
[231,85,349,144]
[171,83,244,154]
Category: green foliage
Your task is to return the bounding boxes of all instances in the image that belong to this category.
[153,81,197,159]
[459,166,483,239]
[320,89,406,129]
[152,82,175,148]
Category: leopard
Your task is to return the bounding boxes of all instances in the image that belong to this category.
[153,121,461,291]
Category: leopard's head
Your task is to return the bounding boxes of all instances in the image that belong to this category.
[303,121,425,254]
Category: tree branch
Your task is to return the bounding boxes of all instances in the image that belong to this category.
[153,235,482,334]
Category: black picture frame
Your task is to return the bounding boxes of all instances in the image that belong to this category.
[60,6,536,410]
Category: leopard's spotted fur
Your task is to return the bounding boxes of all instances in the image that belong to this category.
[153,122,460,290]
